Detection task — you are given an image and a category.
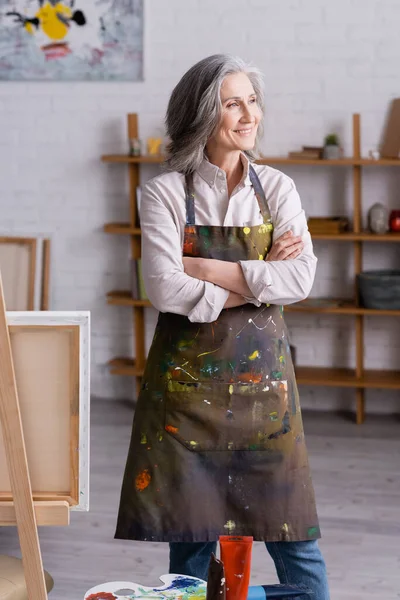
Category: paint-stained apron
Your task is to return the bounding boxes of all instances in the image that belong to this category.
[115,165,320,543]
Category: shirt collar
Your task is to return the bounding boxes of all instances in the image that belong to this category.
[196,152,252,188]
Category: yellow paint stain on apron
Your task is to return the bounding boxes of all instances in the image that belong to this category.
[224,520,236,532]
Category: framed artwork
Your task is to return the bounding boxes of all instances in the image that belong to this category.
[0,0,143,81]
[0,236,51,311]
[0,311,90,510]
[0,237,37,311]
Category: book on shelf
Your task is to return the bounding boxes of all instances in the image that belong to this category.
[307,216,350,234]
[288,146,324,160]
[137,259,148,300]
[130,258,148,301]
[135,186,142,225]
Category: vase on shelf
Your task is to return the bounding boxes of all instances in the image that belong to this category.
[368,203,389,234]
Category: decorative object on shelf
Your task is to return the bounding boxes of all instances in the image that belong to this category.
[368,148,381,160]
[147,137,163,156]
[288,146,323,160]
[389,210,400,232]
[0,0,143,81]
[380,98,400,159]
[323,134,341,159]
[367,202,389,234]
[358,270,400,310]
[307,217,349,234]
[129,138,142,157]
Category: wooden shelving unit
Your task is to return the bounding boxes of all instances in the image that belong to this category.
[102,113,400,423]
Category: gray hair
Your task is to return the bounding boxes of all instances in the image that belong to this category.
[165,54,265,174]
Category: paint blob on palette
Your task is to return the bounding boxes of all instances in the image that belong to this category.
[84,574,207,600]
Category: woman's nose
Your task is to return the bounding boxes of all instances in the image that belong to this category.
[241,105,256,122]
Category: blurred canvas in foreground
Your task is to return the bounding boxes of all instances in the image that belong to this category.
[0,0,143,81]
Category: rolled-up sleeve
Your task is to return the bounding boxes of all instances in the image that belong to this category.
[238,176,317,305]
[141,182,230,323]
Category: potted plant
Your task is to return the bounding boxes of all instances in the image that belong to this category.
[323,134,341,159]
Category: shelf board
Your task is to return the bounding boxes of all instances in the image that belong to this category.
[108,357,144,377]
[103,223,141,235]
[102,155,165,164]
[296,367,400,389]
[108,359,400,389]
[260,157,400,166]
[107,290,151,307]
[311,231,400,242]
[105,291,400,315]
[103,224,400,242]
[101,154,400,167]
[286,299,400,316]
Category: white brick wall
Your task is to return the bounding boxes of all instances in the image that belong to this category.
[1,0,399,413]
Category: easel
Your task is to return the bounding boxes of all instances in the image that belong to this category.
[0,275,69,599]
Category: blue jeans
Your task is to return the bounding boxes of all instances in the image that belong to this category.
[169,540,330,600]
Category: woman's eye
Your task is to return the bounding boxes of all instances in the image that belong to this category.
[227,102,238,109]
[249,98,257,104]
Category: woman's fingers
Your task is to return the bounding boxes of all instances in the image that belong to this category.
[264,231,305,261]
[277,241,304,260]
[284,244,304,260]
[266,240,304,261]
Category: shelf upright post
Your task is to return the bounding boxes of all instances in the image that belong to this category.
[127,114,146,392]
[352,113,365,424]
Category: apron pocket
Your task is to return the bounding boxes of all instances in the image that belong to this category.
[164,379,289,452]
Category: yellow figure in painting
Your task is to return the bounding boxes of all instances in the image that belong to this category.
[6,1,86,43]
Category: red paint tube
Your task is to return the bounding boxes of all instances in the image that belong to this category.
[219,536,253,600]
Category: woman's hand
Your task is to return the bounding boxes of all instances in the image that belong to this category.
[265,231,304,262]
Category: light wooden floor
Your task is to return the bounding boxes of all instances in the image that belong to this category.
[1,400,399,600]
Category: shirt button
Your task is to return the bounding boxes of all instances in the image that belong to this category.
[220,187,226,193]
[218,172,224,179]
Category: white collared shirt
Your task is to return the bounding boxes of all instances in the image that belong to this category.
[140,154,317,323]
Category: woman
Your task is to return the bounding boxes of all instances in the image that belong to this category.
[115,54,330,600]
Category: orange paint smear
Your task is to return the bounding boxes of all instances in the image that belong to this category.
[135,469,151,492]
[165,424,179,434]
[236,372,263,383]
[183,240,194,255]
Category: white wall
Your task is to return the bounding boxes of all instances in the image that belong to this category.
[1,0,399,413]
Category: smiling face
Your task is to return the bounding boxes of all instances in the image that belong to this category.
[209,72,262,154]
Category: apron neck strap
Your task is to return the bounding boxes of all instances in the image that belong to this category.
[249,164,272,223]
[185,173,196,226]
[185,164,272,226]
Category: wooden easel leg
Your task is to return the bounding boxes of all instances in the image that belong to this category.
[0,274,48,599]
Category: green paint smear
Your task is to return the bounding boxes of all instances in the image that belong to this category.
[307,526,319,538]
[200,359,220,377]
[271,371,283,380]
[199,226,211,237]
